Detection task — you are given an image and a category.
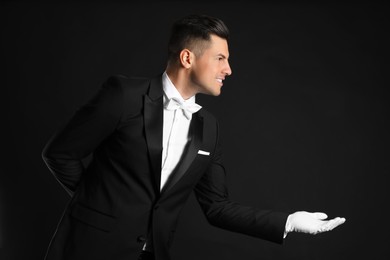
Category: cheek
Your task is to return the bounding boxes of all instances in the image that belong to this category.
[199,68,212,82]
[206,65,217,78]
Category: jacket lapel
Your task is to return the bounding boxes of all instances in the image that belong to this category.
[160,112,204,194]
[144,76,164,194]
[143,75,206,195]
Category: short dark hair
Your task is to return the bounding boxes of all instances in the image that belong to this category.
[167,14,229,64]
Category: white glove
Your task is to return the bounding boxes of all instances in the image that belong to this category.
[286,211,346,235]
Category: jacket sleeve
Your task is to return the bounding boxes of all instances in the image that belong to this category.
[42,76,124,196]
[194,123,289,244]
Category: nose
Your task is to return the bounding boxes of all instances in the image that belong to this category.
[224,60,232,76]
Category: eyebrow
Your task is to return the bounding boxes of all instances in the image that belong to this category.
[217,53,229,59]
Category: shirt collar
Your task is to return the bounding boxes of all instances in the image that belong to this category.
[162,71,196,104]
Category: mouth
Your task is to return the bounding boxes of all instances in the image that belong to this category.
[216,78,224,85]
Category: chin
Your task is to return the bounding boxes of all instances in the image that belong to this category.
[206,89,221,96]
[198,85,221,96]
[214,88,222,96]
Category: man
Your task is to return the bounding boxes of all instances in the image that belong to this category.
[42,14,345,260]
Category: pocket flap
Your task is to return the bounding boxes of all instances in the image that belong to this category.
[71,203,115,232]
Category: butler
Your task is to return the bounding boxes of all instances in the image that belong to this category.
[42,14,345,260]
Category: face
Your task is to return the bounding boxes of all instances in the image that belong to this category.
[189,35,232,96]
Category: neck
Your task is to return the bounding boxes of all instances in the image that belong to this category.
[165,66,197,100]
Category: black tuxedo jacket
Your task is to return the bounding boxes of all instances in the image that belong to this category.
[42,74,288,260]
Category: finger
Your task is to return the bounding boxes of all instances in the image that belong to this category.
[321,217,346,231]
[313,212,328,220]
[323,221,338,231]
[329,217,346,229]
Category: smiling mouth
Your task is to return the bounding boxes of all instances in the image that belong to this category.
[216,78,224,84]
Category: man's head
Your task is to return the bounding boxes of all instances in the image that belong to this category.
[166,15,232,98]
[167,14,230,63]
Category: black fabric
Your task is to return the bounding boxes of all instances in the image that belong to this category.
[138,251,155,260]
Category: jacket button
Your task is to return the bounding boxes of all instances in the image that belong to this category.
[137,235,146,243]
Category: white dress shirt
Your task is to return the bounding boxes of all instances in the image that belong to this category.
[160,72,201,190]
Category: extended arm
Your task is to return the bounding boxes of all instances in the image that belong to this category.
[194,138,289,244]
[194,124,345,243]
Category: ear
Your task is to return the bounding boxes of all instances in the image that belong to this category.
[179,49,194,69]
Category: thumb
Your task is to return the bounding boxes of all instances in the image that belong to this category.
[313,212,328,220]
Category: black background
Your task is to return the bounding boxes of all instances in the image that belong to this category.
[2,1,389,260]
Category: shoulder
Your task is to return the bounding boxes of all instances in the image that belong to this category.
[103,74,159,102]
[103,74,152,93]
[103,74,161,118]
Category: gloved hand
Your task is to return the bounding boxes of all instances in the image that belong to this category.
[286,211,346,235]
